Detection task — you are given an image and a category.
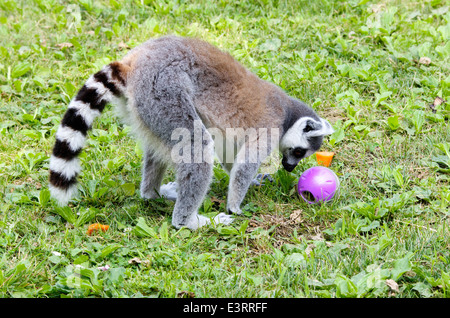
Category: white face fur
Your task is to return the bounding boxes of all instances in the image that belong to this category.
[279,117,334,172]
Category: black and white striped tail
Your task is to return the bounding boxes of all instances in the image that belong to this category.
[49,62,126,205]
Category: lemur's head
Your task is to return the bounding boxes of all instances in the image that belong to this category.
[279,101,334,172]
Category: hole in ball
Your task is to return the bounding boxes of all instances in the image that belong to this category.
[301,191,316,203]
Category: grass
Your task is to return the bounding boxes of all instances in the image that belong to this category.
[0,0,449,298]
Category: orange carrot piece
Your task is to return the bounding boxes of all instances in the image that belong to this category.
[87,223,109,235]
[316,151,335,167]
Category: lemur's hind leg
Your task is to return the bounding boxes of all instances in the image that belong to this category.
[133,65,232,229]
[171,130,233,230]
[140,147,178,201]
[140,148,168,200]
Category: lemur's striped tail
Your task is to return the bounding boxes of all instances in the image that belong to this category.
[49,62,128,205]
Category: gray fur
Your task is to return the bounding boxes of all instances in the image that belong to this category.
[50,35,334,230]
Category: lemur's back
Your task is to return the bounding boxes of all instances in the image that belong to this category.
[122,36,285,132]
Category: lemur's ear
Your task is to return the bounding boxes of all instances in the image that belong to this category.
[319,118,335,135]
[304,118,334,137]
[303,119,320,132]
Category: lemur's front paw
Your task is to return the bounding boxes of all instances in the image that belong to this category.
[213,213,234,226]
[227,206,243,215]
[176,213,234,230]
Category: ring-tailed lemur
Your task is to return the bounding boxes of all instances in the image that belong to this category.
[49,35,334,230]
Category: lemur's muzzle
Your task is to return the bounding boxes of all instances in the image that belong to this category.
[282,157,297,172]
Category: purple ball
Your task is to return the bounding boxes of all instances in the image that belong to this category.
[298,166,339,204]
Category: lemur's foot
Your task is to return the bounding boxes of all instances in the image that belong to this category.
[159,182,178,201]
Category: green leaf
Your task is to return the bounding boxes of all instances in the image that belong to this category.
[79,267,102,293]
[239,219,249,235]
[48,255,63,265]
[86,180,99,197]
[355,266,391,297]
[377,234,393,252]
[39,189,51,206]
[73,254,89,265]
[361,220,380,232]
[336,64,351,76]
[260,38,281,51]
[435,143,450,159]
[217,226,239,236]
[335,275,358,298]
[374,91,392,107]
[5,193,31,204]
[284,253,306,268]
[436,41,450,58]
[132,217,158,238]
[324,218,343,236]
[60,274,92,291]
[357,0,370,6]
[387,115,400,130]
[100,243,122,258]
[120,183,135,196]
[11,61,31,78]
[54,206,77,224]
[412,282,433,297]
[158,222,169,242]
[108,267,126,284]
[328,121,345,146]
[437,24,450,41]
[411,110,425,134]
[391,253,413,281]
[74,207,100,227]
[392,168,404,187]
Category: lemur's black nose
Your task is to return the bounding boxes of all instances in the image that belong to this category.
[282,161,297,172]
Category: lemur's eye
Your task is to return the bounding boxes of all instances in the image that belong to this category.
[293,147,306,158]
